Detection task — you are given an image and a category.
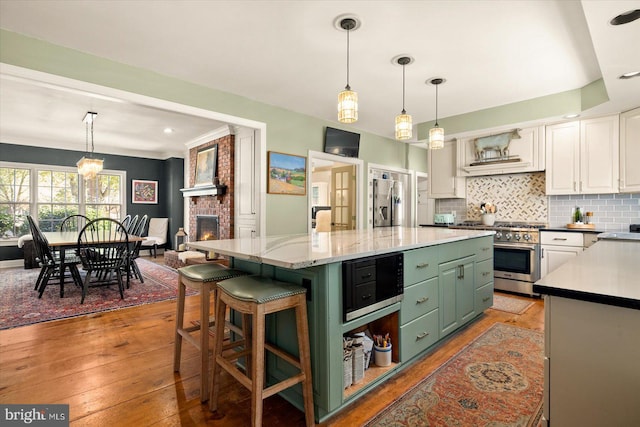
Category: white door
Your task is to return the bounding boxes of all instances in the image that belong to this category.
[235,127,259,238]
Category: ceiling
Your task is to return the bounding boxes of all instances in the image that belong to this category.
[1,1,639,159]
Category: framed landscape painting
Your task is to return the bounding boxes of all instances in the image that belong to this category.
[267,151,306,195]
[195,144,217,186]
[132,179,158,204]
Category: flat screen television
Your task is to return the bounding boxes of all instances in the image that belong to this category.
[323,127,360,158]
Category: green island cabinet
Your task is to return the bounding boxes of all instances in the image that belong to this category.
[231,235,493,423]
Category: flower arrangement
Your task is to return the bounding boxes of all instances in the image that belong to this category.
[480,202,497,214]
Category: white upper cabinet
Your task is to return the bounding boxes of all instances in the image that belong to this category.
[427,139,465,199]
[546,115,619,195]
[459,126,545,176]
[620,107,640,193]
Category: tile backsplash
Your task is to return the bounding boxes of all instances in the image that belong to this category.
[466,172,547,222]
[434,171,640,231]
[549,194,640,231]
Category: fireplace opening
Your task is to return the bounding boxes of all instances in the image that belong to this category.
[196,215,219,241]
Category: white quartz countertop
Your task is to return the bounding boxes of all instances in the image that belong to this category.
[187,227,494,269]
[534,240,640,310]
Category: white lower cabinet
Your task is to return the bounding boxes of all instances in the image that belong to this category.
[540,231,583,278]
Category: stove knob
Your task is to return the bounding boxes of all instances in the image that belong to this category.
[523,233,531,241]
[514,233,521,240]
[495,231,502,239]
[505,233,512,240]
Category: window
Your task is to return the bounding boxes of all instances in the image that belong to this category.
[85,173,122,220]
[0,162,125,239]
[37,170,80,232]
[0,167,31,238]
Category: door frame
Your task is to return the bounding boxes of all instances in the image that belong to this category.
[307,150,364,231]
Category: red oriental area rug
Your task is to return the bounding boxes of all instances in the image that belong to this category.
[365,323,543,427]
[0,258,194,330]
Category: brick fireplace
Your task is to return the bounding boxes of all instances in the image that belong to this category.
[187,134,235,242]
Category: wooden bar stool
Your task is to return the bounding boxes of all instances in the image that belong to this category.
[173,263,248,402]
[210,275,315,427]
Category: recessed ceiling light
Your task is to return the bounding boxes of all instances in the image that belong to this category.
[564,113,580,119]
[609,9,640,25]
[163,127,174,134]
[619,71,640,80]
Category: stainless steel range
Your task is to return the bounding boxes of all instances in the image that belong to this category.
[451,221,545,296]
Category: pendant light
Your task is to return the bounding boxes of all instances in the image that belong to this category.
[76,111,104,180]
[429,78,445,150]
[395,56,413,140]
[337,17,358,123]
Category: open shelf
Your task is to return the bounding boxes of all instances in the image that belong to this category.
[344,362,398,399]
[342,312,399,400]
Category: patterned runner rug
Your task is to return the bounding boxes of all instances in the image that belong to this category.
[491,294,535,314]
[0,258,192,330]
[365,323,543,427]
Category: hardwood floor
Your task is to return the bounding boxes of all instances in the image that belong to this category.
[0,257,544,426]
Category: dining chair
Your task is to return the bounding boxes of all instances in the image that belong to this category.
[127,214,140,235]
[77,218,130,304]
[126,214,148,284]
[121,214,132,230]
[27,215,83,298]
[141,217,169,258]
[60,214,89,232]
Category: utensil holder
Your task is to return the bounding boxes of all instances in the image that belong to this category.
[374,344,392,367]
[481,213,495,226]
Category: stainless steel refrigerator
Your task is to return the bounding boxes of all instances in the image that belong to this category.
[373,178,403,227]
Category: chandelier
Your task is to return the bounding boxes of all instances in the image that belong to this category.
[77,112,104,180]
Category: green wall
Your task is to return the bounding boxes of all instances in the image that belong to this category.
[1,30,423,235]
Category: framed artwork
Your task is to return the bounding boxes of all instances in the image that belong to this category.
[267,151,307,195]
[132,179,158,204]
[195,144,218,186]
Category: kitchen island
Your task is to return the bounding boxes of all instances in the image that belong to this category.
[533,240,640,427]
[189,227,494,422]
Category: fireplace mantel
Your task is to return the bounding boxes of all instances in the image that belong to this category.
[180,184,227,198]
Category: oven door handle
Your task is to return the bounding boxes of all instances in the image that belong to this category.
[494,243,538,251]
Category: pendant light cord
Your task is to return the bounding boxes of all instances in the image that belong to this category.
[434,83,439,127]
[90,119,95,157]
[402,63,406,114]
[345,27,351,90]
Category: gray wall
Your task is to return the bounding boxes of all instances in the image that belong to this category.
[0,142,183,261]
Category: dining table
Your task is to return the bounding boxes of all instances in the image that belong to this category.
[42,231,145,288]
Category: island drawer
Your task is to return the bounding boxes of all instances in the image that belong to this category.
[475,282,493,312]
[400,276,438,324]
[470,236,494,261]
[404,246,438,286]
[475,258,493,288]
[400,308,439,362]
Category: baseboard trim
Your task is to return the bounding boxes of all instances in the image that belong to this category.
[0,259,24,269]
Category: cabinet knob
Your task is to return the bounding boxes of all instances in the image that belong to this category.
[416,296,429,304]
[482,296,491,302]
[416,262,429,269]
